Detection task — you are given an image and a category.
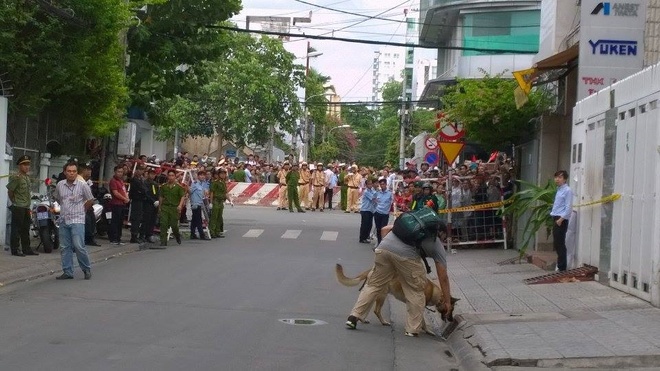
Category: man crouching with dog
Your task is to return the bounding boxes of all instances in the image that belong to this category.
[344,222,452,337]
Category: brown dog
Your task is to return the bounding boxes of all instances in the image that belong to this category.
[336,264,457,335]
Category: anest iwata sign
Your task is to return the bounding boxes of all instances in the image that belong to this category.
[578,0,647,100]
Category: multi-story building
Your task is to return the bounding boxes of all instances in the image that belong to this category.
[418,0,542,104]
[371,46,406,103]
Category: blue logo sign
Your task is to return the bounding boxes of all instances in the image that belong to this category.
[588,39,637,56]
[591,2,640,16]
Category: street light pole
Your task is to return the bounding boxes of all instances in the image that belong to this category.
[324,125,350,143]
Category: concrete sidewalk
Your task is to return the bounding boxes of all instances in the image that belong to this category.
[428,249,660,369]
[0,240,140,286]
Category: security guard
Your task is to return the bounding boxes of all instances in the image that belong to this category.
[158,169,186,247]
[298,162,311,210]
[311,162,326,212]
[346,165,363,213]
[276,162,289,210]
[7,155,38,256]
[209,168,228,238]
[286,163,305,213]
[338,164,348,211]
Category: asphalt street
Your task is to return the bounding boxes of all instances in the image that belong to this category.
[0,206,459,371]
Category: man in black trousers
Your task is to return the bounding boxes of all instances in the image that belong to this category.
[129,166,148,244]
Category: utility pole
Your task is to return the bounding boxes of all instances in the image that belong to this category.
[398,10,416,170]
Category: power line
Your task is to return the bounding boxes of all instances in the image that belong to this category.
[207,25,538,54]
[293,0,540,29]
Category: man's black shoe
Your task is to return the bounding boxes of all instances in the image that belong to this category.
[359,240,369,244]
[11,252,25,257]
[297,210,305,213]
[149,244,167,250]
[190,235,198,240]
[345,315,357,330]
[24,250,39,256]
[55,273,74,280]
[86,241,101,247]
[83,270,92,280]
[175,234,182,245]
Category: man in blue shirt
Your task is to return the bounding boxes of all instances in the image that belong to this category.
[550,170,573,271]
[359,178,376,244]
[373,178,393,244]
[189,171,210,240]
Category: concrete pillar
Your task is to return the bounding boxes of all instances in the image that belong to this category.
[0,97,11,249]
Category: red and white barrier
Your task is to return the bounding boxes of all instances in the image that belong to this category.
[226,182,342,207]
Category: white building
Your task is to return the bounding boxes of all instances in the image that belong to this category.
[371,46,406,103]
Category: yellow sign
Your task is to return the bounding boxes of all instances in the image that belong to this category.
[513,68,535,94]
[439,142,464,165]
[514,86,529,109]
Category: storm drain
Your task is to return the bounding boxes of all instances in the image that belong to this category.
[524,265,598,285]
[279,319,328,326]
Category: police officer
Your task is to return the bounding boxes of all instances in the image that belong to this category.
[209,168,228,238]
[142,168,159,244]
[7,155,38,256]
[338,164,348,211]
[276,162,289,210]
[158,170,186,247]
[286,163,305,213]
[129,166,148,243]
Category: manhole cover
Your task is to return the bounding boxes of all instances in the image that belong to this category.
[279,318,327,326]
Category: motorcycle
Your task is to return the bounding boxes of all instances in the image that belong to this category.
[30,180,60,253]
[94,187,112,237]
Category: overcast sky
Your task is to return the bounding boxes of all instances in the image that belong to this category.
[231,0,434,102]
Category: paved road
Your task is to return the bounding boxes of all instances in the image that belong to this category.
[0,207,459,370]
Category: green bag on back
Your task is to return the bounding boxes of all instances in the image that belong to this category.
[392,207,441,246]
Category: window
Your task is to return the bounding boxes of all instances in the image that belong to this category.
[462,10,540,56]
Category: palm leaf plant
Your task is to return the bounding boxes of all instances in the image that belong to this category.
[501,180,557,261]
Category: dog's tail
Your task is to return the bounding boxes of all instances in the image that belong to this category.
[335,264,369,287]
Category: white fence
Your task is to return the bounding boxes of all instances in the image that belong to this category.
[573,63,660,306]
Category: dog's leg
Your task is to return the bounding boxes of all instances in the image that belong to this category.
[373,295,391,326]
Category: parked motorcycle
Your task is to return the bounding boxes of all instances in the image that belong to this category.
[94,186,112,237]
[30,183,60,253]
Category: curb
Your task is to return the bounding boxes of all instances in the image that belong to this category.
[426,312,490,371]
[0,243,141,288]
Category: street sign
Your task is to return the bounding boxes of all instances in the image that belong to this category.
[424,136,438,150]
[438,121,465,141]
[439,142,464,165]
[424,151,439,165]
[225,149,237,157]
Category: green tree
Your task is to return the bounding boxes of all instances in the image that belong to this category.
[441,71,552,149]
[126,0,242,110]
[154,33,304,148]
[1,0,130,135]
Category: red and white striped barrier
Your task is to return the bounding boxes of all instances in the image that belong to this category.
[226,182,342,207]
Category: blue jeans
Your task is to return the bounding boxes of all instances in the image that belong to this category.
[59,223,91,276]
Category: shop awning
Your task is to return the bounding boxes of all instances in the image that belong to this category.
[534,44,579,70]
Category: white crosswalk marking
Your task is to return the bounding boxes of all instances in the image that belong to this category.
[243,229,264,238]
[320,231,338,241]
[281,230,302,239]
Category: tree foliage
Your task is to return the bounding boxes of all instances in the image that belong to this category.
[154,33,304,147]
[1,0,130,135]
[441,71,552,149]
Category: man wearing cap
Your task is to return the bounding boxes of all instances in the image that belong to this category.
[159,170,185,247]
[7,155,38,256]
[285,163,305,213]
[276,162,289,210]
[298,162,311,210]
[346,165,363,213]
[311,162,325,212]
[142,168,160,244]
[338,164,348,211]
[373,178,394,244]
[209,168,228,238]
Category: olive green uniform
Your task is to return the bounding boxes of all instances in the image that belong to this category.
[286,171,303,212]
[339,170,348,211]
[233,169,246,182]
[159,183,185,245]
[7,173,32,255]
[209,180,227,237]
